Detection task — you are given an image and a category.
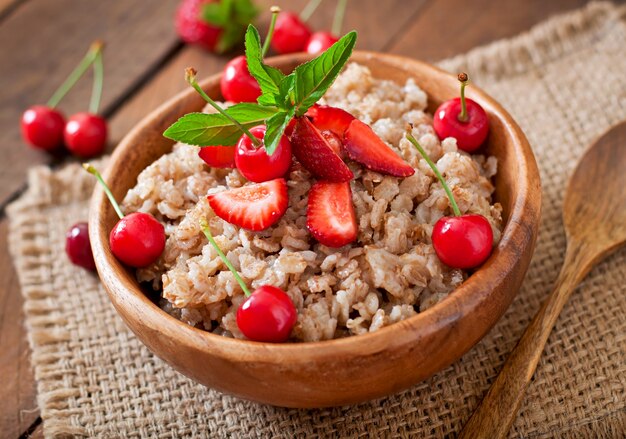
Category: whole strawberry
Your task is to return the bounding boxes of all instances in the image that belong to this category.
[175,0,258,53]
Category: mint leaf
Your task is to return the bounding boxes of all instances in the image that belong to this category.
[202,0,258,53]
[263,108,295,155]
[292,31,357,116]
[163,104,277,146]
[245,25,284,106]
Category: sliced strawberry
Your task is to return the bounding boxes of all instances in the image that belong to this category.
[198,146,236,168]
[291,116,353,182]
[306,104,355,137]
[207,178,288,231]
[307,181,357,248]
[343,119,415,177]
[321,130,344,158]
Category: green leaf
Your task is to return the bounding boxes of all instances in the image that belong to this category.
[245,25,284,106]
[202,0,259,53]
[263,109,295,155]
[292,31,357,116]
[163,104,278,146]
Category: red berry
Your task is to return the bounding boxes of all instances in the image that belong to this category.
[64,112,108,158]
[235,125,291,182]
[109,212,165,268]
[21,105,65,151]
[321,130,344,158]
[343,119,415,177]
[432,214,493,269]
[220,55,261,103]
[65,222,96,271]
[207,178,288,231]
[306,104,355,137]
[291,116,353,182]
[307,181,357,248]
[271,12,311,54]
[175,0,222,52]
[305,31,339,54]
[433,97,489,152]
[198,145,236,168]
[236,285,297,342]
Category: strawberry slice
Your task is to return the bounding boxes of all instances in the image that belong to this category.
[307,181,357,248]
[207,178,288,231]
[321,130,344,158]
[291,116,353,182]
[343,119,415,177]
[306,104,355,137]
[198,145,236,168]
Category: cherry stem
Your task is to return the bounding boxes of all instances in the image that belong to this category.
[262,6,281,58]
[332,0,348,36]
[83,163,125,220]
[47,41,104,109]
[300,0,322,22]
[88,49,104,114]
[199,218,252,297]
[457,72,469,123]
[405,128,461,217]
[185,67,262,148]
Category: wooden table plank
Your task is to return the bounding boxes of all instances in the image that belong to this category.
[0,220,39,439]
[388,0,598,60]
[0,0,180,208]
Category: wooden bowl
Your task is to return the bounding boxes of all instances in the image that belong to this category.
[89,51,541,408]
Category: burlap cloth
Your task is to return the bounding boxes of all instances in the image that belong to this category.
[7,2,626,437]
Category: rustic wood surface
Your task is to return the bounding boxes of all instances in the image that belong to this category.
[0,0,605,436]
[459,121,626,439]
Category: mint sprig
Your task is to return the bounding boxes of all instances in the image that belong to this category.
[203,0,258,53]
[163,25,358,156]
[163,104,277,146]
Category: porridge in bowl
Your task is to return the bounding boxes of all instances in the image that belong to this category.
[120,63,502,342]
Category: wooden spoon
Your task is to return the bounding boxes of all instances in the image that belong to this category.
[459,122,626,438]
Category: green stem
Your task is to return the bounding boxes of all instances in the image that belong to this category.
[199,218,252,297]
[83,163,125,219]
[185,68,261,147]
[405,130,461,217]
[300,0,322,22]
[262,6,281,57]
[457,72,469,123]
[47,41,104,109]
[332,0,348,36]
[89,50,104,114]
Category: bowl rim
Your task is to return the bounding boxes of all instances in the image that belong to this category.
[90,51,541,363]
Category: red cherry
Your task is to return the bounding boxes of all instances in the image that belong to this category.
[236,285,297,342]
[433,73,489,152]
[65,222,96,271]
[175,0,222,52]
[64,112,108,158]
[235,125,292,182]
[271,12,311,54]
[220,55,261,103]
[21,105,65,151]
[109,212,165,268]
[305,31,339,54]
[432,214,493,269]
[433,98,489,152]
[198,145,236,168]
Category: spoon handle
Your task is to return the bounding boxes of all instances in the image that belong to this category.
[458,241,596,439]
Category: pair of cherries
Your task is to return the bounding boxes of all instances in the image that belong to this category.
[66,165,165,272]
[272,0,348,55]
[220,1,346,104]
[21,41,108,158]
[409,73,493,269]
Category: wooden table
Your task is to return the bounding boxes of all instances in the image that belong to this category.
[0,0,601,436]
